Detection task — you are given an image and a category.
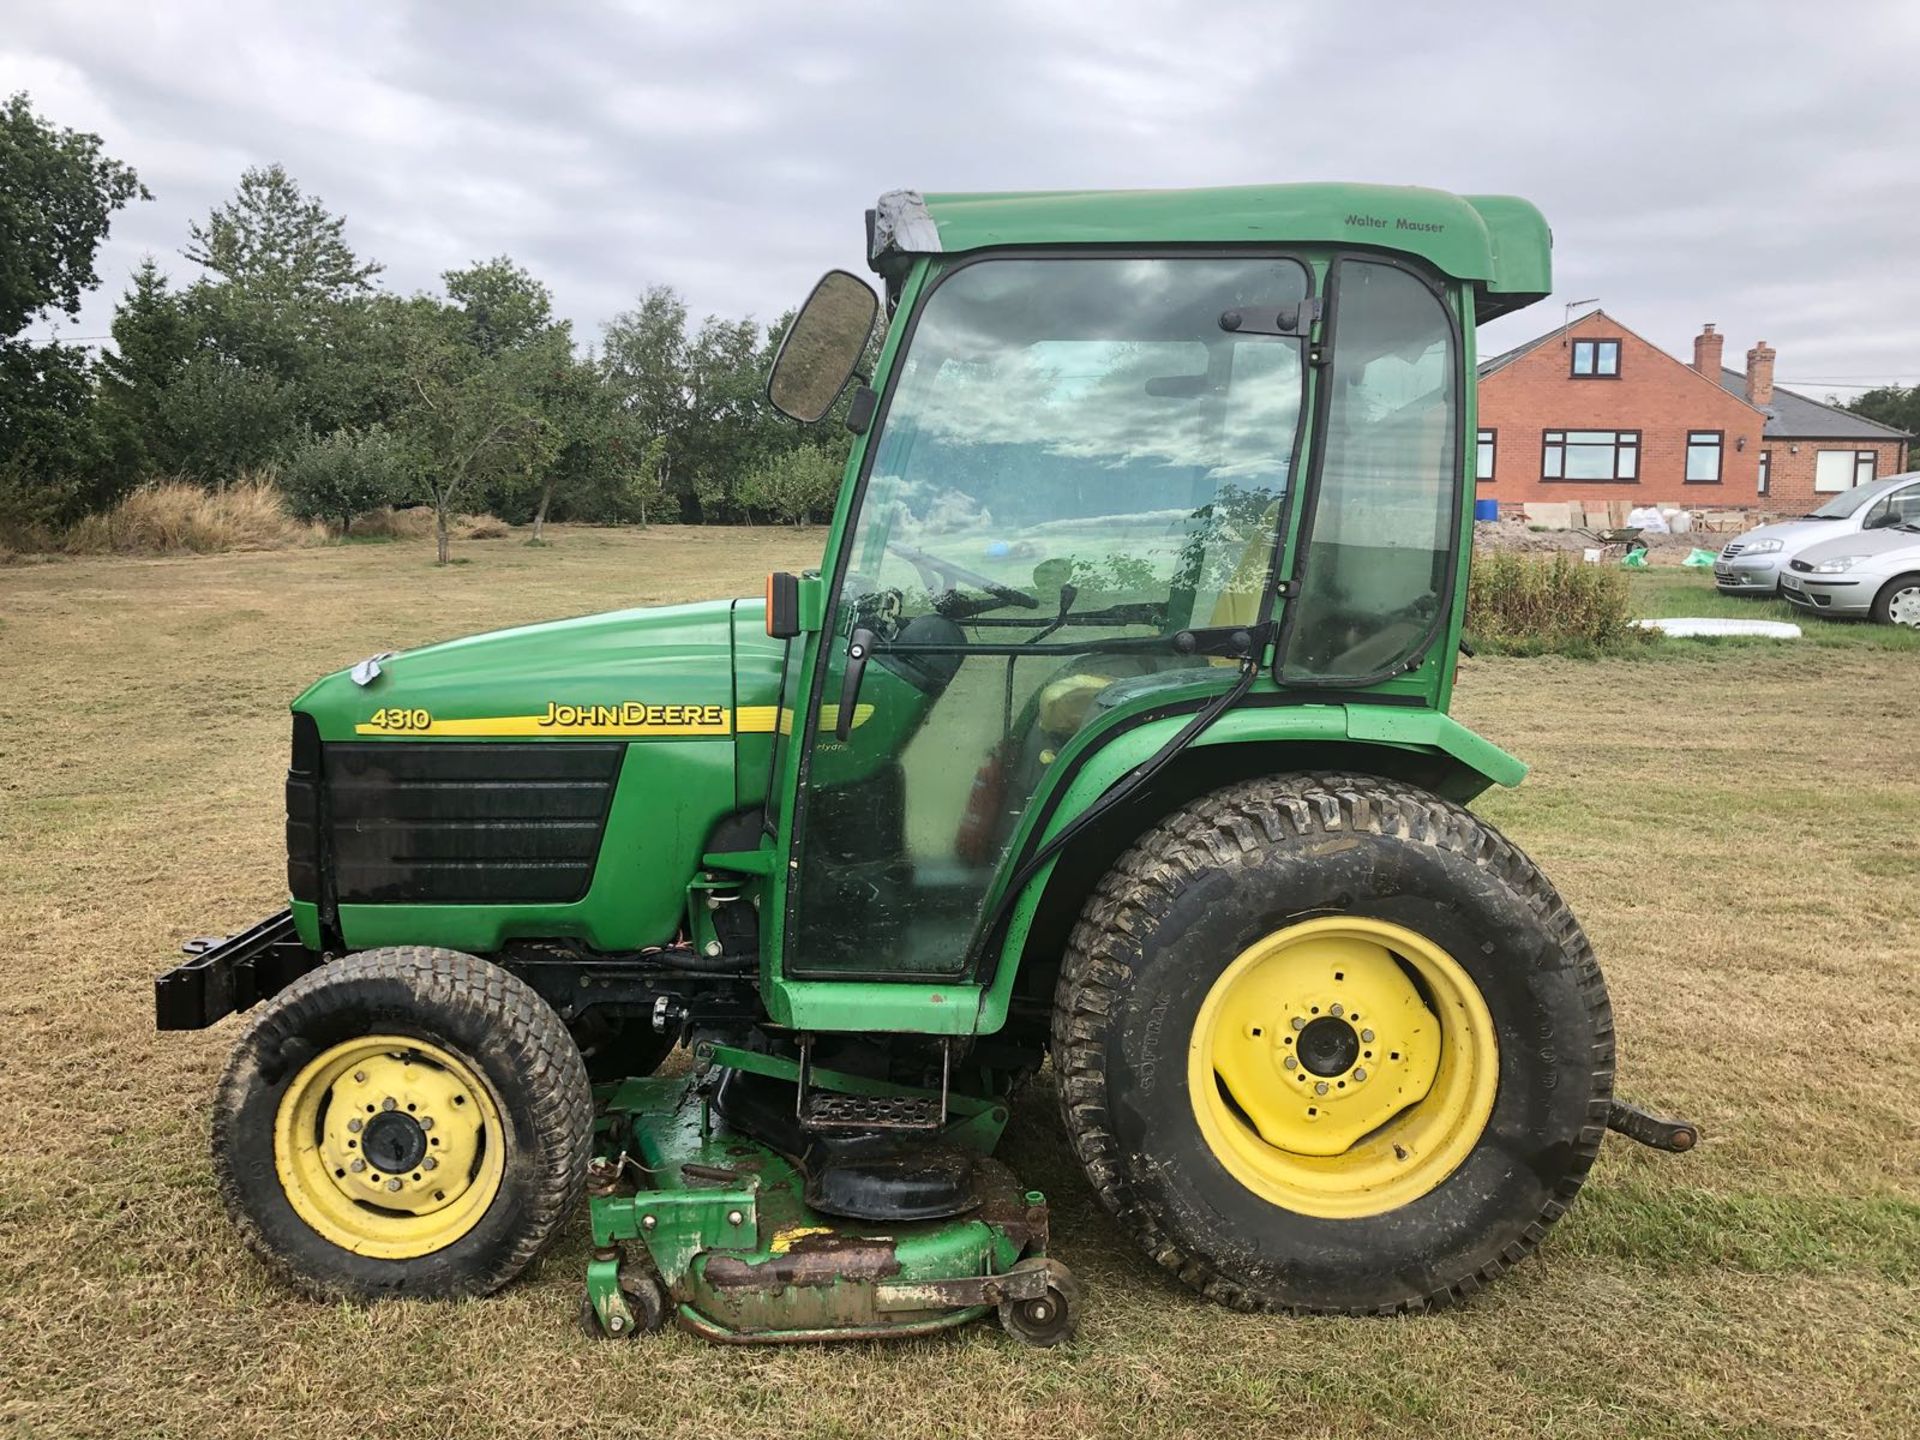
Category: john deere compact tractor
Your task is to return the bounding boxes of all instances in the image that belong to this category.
[160,184,1695,1344]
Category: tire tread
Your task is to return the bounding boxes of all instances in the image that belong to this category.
[1049,771,1615,1316]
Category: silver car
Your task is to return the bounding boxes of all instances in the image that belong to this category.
[1714,472,1920,595]
[1780,524,1920,625]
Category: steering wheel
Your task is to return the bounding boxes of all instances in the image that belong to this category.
[887,541,1041,612]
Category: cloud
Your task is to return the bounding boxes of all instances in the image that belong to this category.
[3,0,1917,393]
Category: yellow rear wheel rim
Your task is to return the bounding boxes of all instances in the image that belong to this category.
[1189,916,1498,1220]
[273,1035,505,1260]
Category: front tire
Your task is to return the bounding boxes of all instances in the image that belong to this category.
[1052,774,1614,1315]
[1870,572,1920,627]
[211,946,593,1299]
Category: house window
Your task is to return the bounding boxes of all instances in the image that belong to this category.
[1758,450,1771,495]
[1571,339,1621,378]
[1476,428,1497,481]
[1685,430,1723,484]
[1814,448,1879,492]
[1543,429,1639,482]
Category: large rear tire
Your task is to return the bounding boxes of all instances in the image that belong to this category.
[1052,774,1613,1314]
[211,946,593,1299]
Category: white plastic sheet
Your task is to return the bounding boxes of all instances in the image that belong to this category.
[1634,618,1801,639]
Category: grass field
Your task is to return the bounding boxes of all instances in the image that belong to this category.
[3,528,1917,1440]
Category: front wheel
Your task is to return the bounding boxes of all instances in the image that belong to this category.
[211,946,593,1299]
[1052,774,1614,1315]
[1871,572,1920,627]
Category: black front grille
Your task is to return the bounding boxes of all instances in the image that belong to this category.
[287,714,323,902]
[287,731,624,906]
[1789,559,1813,573]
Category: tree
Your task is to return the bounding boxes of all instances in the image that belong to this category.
[281,426,405,531]
[0,340,115,528]
[185,164,379,303]
[737,442,841,524]
[94,258,194,477]
[1844,385,1920,456]
[164,165,389,472]
[0,93,145,528]
[601,286,691,522]
[388,298,558,563]
[600,286,813,525]
[446,256,556,358]
[0,92,147,335]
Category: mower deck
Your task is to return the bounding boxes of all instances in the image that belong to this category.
[583,1069,1066,1344]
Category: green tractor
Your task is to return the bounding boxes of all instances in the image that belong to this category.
[161,183,1695,1344]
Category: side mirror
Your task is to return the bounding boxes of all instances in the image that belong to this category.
[766,571,802,638]
[766,270,878,423]
[765,572,823,639]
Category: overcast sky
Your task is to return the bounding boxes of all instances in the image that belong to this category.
[7,1,1918,394]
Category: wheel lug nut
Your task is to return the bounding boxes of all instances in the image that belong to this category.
[419,1117,434,1132]
[1329,1003,1344,1018]
[387,1178,403,1192]
[1353,1068,1368,1082]
[1315,1081,1329,1095]
[421,1156,437,1171]
[1361,1029,1375,1043]
[1283,1056,1298,1071]
[353,1071,367,1083]
[1291,1017,1306,1032]
[381,1097,397,1112]
[346,1118,363,1133]
[349,1159,366,1173]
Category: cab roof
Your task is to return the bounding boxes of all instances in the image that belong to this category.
[868,183,1552,323]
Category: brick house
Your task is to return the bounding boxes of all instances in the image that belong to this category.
[1475,310,1910,512]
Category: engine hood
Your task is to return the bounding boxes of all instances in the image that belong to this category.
[295,597,784,742]
[1727,516,1851,554]
[1792,527,1920,568]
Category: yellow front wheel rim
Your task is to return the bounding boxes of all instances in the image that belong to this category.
[1189,916,1498,1220]
[273,1035,505,1260]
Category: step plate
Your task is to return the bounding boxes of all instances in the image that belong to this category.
[800,1090,943,1133]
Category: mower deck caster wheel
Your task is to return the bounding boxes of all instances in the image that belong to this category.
[580,1271,669,1339]
[998,1257,1080,1347]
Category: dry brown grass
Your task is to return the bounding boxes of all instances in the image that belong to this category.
[60,477,329,555]
[1,531,1916,1439]
[9,481,518,556]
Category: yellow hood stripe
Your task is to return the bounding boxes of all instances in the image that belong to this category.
[354,703,872,739]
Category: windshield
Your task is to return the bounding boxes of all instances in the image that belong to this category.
[1808,480,1899,518]
[842,256,1309,633]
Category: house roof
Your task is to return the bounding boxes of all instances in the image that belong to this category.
[1714,368,1910,441]
[1475,327,1560,380]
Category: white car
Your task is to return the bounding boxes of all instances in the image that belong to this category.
[1714,472,1920,595]
[1780,525,1920,625]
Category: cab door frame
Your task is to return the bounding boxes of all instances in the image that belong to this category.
[761,247,1327,1033]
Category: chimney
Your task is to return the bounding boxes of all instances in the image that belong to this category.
[1692,323,1724,378]
[1745,340,1776,407]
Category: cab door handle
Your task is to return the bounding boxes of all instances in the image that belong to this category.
[836,627,876,741]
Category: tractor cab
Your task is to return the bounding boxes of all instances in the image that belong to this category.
[753,185,1544,1021]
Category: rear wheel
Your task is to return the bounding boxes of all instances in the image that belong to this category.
[1871,572,1920,627]
[212,946,592,1299]
[1053,774,1613,1314]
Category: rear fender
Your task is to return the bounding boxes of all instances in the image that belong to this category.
[973,700,1525,1033]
